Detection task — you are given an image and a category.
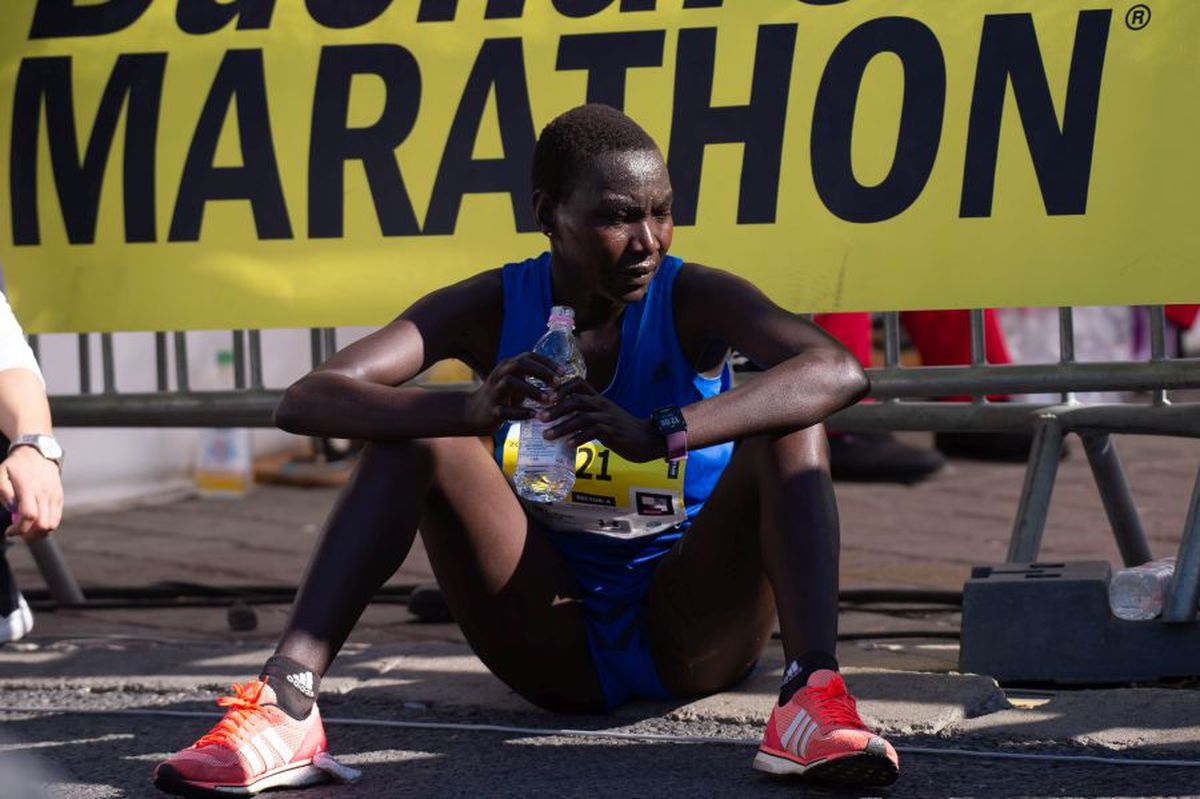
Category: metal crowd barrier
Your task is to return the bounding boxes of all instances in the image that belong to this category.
[32,307,1200,622]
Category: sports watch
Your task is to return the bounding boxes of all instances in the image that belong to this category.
[8,434,64,470]
[650,405,688,463]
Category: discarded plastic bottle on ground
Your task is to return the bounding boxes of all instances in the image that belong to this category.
[1109,557,1176,621]
[195,349,253,497]
[515,306,586,504]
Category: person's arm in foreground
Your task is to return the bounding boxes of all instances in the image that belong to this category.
[0,291,63,540]
[0,367,62,539]
[544,263,868,459]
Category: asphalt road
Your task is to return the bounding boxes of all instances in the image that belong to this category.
[3,691,1198,799]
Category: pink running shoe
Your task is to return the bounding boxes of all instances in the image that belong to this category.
[754,669,899,787]
[153,679,346,797]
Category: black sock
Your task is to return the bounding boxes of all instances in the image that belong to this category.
[260,654,320,720]
[779,651,840,705]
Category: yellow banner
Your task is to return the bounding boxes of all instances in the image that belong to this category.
[2,0,1197,332]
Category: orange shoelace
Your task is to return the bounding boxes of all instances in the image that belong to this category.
[807,678,868,730]
[194,679,271,749]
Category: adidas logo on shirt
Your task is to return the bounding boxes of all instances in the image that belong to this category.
[286,671,315,698]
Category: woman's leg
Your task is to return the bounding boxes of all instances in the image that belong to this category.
[644,424,837,696]
[276,436,606,711]
[645,425,899,786]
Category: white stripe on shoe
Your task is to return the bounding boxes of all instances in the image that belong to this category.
[261,728,294,764]
[797,719,819,758]
[790,719,815,756]
[250,735,278,771]
[779,709,809,752]
[239,741,266,773]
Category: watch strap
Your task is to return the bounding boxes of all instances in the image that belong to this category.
[8,434,64,469]
[664,430,688,463]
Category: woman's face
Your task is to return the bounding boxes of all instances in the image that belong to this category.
[542,148,674,305]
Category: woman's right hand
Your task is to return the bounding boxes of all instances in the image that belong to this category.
[465,352,563,434]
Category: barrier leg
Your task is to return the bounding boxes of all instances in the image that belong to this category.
[1163,466,1200,623]
[1006,417,1065,563]
[1080,433,1152,567]
[28,537,85,606]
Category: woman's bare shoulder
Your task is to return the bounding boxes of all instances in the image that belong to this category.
[402,268,505,375]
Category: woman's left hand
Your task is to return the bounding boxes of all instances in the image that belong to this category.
[540,378,665,463]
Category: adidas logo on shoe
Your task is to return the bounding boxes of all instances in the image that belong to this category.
[286,671,315,698]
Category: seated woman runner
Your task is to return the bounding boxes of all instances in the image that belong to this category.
[154,103,900,796]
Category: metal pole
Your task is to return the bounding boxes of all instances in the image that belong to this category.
[232,330,247,389]
[969,309,986,365]
[248,330,263,388]
[1058,307,1076,405]
[155,332,169,391]
[100,333,116,394]
[173,332,190,392]
[77,333,92,395]
[27,538,85,605]
[308,328,327,458]
[323,327,337,360]
[1149,306,1168,407]
[1163,466,1200,623]
[969,309,986,404]
[829,399,1200,438]
[864,360,1200,401]
[310,328,323,369]
[27,334,39,362]
[883,312,901,369]
[1007,415,1065,562]
[1080,433,1151,567]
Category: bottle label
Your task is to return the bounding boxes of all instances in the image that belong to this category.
[517,418,574,470]
[503,423,688,539]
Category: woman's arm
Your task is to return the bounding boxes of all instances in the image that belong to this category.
[274,270,561,442]
[672,263,869,450]
[541,264,868,461]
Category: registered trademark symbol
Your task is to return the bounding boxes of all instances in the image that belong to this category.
[1126,4,1151,30]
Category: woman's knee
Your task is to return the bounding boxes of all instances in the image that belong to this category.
[359,436,472,470]
[740,424,829,473]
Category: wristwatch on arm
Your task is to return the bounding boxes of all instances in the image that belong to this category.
[8,434,64,470]
[650,405,688,463]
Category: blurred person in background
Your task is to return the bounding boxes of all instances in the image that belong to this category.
[1166,305,1199,356]
[0,287,65,643]
[798,310,1021,484]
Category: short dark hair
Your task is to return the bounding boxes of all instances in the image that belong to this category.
[532,104,659,202]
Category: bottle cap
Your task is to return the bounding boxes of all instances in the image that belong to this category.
[549,305,575,327]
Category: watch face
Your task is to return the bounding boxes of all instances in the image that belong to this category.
[37,436,64,461]
[653,406,686,434]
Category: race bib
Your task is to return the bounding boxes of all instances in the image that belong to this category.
[502,423,687,539]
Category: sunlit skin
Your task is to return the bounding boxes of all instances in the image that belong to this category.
[536,149,675,326]
[266,142,869,715]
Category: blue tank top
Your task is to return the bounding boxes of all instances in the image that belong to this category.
[492,252,733,585]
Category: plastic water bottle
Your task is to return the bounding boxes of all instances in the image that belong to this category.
[1109,557,1176,620]
[195,350,253,497]
[514,306,586,504]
